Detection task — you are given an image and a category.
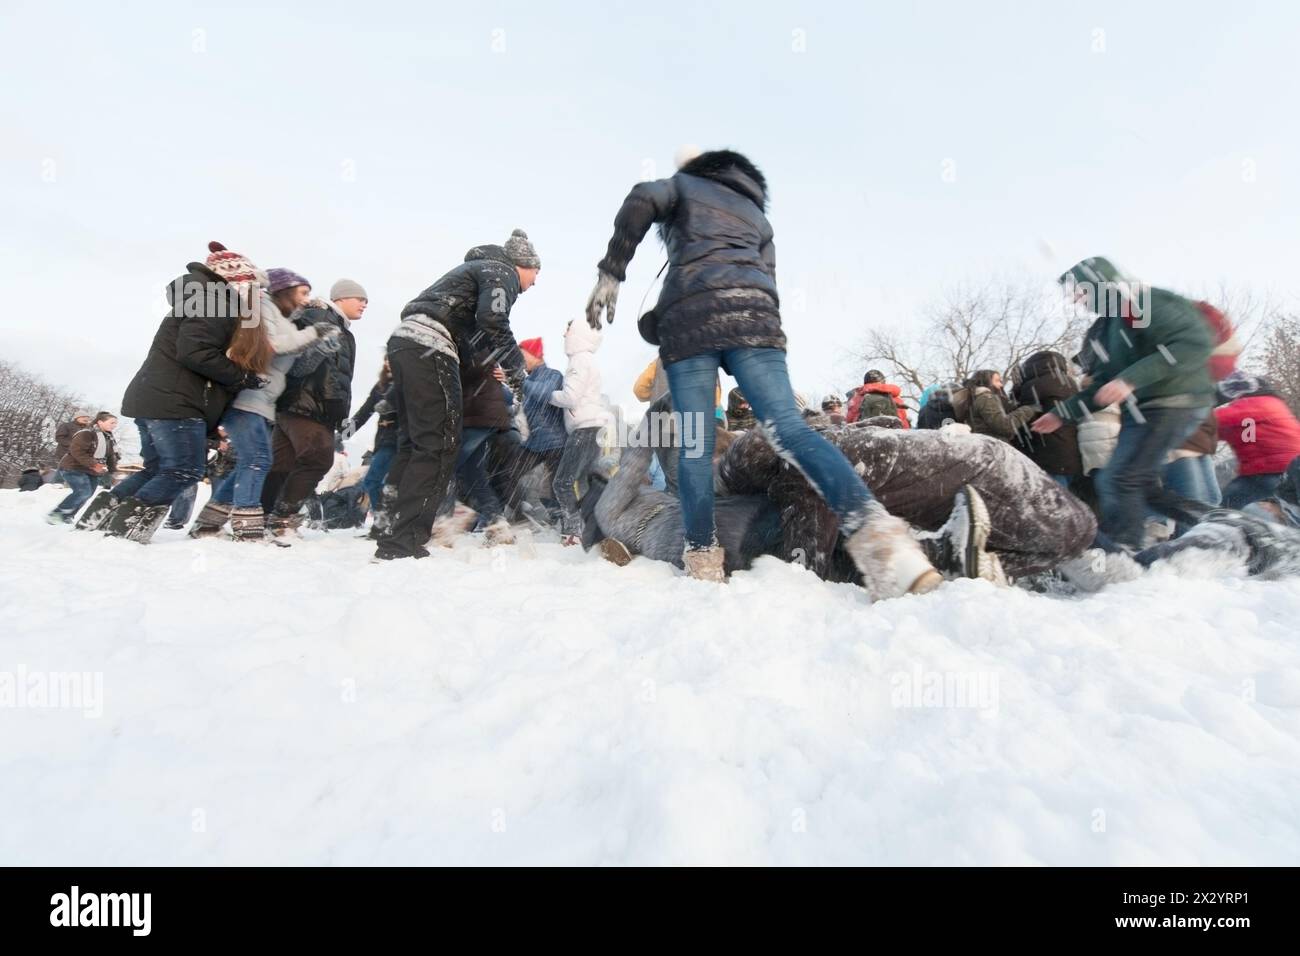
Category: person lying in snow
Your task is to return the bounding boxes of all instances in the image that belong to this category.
[590,401,1097,590]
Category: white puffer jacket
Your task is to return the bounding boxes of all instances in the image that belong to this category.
[229,291,321,422]
[1076,404,1122,476]
[552,320,610,432]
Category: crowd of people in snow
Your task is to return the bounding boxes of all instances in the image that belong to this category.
[22,147,1300,597]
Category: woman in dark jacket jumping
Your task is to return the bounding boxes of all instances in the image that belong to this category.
[585,148,939,597]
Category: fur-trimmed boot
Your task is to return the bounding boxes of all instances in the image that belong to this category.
[919,485,1008,585]
[682,545,726,582]
[230,506,269,543]
[845,501,944,600]
[188,500,233,538]
[74,491,119,531]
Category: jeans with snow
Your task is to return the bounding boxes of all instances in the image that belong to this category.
[168,484,197,524]
[1096,405,1211,549]
[667,347,875,550]
[362,442,396,514]
[111,417,208,506]
[52,471,98,518]
[1163,455,1222,508]
[211,408,273,508]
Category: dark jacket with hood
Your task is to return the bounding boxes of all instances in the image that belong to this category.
[726,387,757,431]
[400,244,527,394]
[522,363,567,452]
[121,262,248,431]
[278,304,356,429]
[596,149,785,366]
[1012,351,1082,476]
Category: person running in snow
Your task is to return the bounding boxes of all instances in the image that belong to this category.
[374,230,539,561]
[585,148,941,595]
[47,412,118,524]
[846,370,910,427]
[1032,257,1215,551]
[83,241,274,543]
[1213,373,1300,509]
[261,277,363,537]
[552,319,609,544]
[185,268,334,542]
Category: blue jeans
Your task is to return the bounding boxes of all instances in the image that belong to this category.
[112,417,208,506]
[53,470,98,518]
[168,483,197,523]
[362,442,396,512]
[1097,405,1211,548]
[667,348,875,549]
[1222,472,1282,510]
[1163,455,1222,508]
[211,408,273,508]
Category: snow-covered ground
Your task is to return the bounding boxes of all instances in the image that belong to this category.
[2,483,1299,866]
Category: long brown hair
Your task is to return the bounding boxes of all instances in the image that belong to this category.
[226,287,274,373]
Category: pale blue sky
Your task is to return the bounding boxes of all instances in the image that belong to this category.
[3,0,1297,411]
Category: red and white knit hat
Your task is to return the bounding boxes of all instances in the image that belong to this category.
[205,241,266,287]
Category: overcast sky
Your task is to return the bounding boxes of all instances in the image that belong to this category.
[3,0,1297,414]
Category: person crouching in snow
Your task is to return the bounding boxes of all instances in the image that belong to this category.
[552,319,609,545]
[47,412,118,524]
[585,147,941,594]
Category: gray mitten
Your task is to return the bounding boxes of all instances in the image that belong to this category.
[585,271,621,330]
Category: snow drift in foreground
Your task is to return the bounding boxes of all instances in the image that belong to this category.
[2,485,1299,866]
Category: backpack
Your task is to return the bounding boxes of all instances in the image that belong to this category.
[1197,301,1240,381]
[917,386,970,429]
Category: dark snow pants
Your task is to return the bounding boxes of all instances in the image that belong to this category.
[376,342,462,559]
[262,413,335,516]
[553,426,603,535]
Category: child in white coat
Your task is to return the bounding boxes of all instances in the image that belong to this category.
[551,319,609,543]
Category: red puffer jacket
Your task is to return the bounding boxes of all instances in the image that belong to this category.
[1216,395,1300,475]
[847,382,910,427]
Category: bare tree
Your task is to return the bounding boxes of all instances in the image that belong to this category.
[0,360,86,487]
[1252,309,1300,413]
[851,277,1089,403]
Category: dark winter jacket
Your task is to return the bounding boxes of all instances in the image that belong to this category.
[400,244,527,394]
[59,425,118,476]
[1055,286,1215,421]
[726,387,757,431]
[461,354,512,431]
[1013,351,1082,477]
[596,149,785,366]
[278,305,356,429]
[18,468,43,491]
[351,378,398,450]
[121,262,247,431]
[967,386,1037,444]
[522,364,567,452]
[847,382,910,427]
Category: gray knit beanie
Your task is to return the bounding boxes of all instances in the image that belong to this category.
[330,278,368,301]
[503,228,540,270]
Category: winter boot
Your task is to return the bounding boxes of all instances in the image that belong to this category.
[100,496,149,539]
[921,485,1007,585]
[599,538,633,567]
[46,511,71,525]
[367,485,399,540]
[230,507,268,543]
[266,509,305,540]
[682,545,726,582]
[188,500,233,538]
[74,490,119,531]
[430,503,478,548]
[484,516,516,546]
[845,501,944,600]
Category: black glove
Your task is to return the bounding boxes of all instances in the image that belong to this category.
[239,372,269,390]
